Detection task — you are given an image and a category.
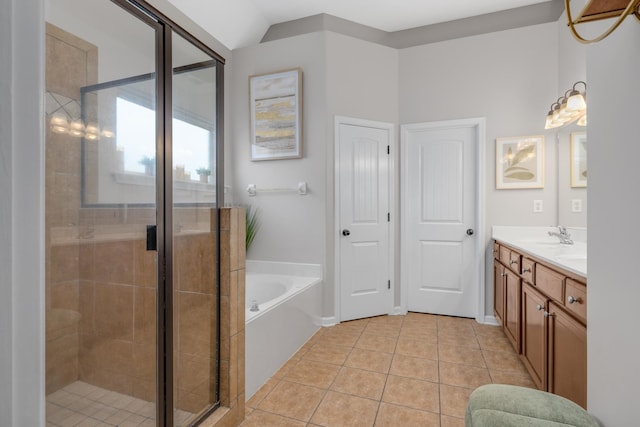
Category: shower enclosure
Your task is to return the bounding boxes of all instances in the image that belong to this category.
[44,1,224,425]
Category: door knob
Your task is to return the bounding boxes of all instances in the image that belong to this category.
[342,229,351,236]
[466,229,474,236]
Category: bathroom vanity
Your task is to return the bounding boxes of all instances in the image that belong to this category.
[492,226,587,409]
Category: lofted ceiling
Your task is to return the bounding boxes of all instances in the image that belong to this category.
[168,0,553,50]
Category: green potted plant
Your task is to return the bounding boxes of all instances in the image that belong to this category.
[196,167,211,183]
[245,205,260,251]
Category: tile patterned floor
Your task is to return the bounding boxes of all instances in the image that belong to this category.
[46,381,193,427]
[242,313,535,427]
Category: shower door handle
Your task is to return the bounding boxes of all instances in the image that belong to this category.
[146,225,157,251]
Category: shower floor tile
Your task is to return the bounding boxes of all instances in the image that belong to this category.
[46,381,193,426]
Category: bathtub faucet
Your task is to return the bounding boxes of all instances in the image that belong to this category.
[548,226,573,245]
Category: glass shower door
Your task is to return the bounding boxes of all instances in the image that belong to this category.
[170,31,221,426]
[45,1,161,425]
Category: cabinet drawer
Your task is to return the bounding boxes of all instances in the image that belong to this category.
[521,258,535,284]
[507,251,521,273]
[499,246,511,265]
[565,279,587,324]
[535,264,564,304]
[493,242,500,259]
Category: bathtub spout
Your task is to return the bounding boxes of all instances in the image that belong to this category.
[250,300,260,312]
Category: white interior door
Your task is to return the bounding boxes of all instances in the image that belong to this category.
[401,121,479,318]
[336,117,393,322]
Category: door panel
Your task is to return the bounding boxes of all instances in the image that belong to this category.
[402,123,478,317]
[338,121,391,322]
[522,283,547,390]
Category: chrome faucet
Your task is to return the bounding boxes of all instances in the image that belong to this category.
[548,226,574,245]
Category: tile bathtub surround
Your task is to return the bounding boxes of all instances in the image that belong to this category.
[243,314,535,427]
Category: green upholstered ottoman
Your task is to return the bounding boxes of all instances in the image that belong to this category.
[465,384,599,427]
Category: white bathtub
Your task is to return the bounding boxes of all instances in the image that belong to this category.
[245,261,322,400]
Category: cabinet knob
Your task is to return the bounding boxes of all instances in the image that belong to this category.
[536,304,544,311]
[568,295,580,304]
[509,259,518,265]
[501,272,507,277]
[522,267,531,274]
[544,311,554,318]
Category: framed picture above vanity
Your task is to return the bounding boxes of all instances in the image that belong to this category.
[496,135,545,189]
[570,132,587,188]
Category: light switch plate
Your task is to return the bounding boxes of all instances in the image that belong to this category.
[571,199,583,213]
[533,200,543,213]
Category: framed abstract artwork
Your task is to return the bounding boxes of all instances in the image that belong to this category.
[249,68,302,161]
[570,132,587,188]
[496,135,545,189]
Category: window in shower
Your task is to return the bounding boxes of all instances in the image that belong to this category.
[44,0,224,425]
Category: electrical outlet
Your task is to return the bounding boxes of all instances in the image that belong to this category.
[533,200,543,213]
[571,199,583,213]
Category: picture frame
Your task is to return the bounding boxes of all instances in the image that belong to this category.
[570,131,587,188]
[496,135,545,189]
[249,68,302,161]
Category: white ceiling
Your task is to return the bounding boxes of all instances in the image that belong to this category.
[169,0,551,50]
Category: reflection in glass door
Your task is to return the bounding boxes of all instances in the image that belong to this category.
[44,1,223,425]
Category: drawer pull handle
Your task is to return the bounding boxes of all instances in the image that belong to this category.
[544,311,554,318]
[509,259,518,265]
[568,295,581,304]
[522,267,531,274]
[536,304,544,311]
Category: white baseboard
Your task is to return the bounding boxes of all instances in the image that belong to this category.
[321,316,338,327]
[392,306,406,316]
[482,315,500,326]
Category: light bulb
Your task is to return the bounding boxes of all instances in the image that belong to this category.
[69,119,85,137]
[50,112,69,134]
[567,93,586,112]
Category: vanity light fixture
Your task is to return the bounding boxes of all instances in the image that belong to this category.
[47,93,114,140]
[544,81,587,130]
[566,0,640,44]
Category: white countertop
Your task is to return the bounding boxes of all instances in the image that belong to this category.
[492,226,587,278]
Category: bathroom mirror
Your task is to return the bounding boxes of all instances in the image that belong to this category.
[557,125,587,227]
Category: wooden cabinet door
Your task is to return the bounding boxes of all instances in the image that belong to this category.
[521,283,547,390]
[548,301,587,409]
[493,260,505,325]
[503,268,521,353]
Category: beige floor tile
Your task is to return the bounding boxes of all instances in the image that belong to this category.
[273,357,301,379]
[355,333,398,354]
[239,409,307,427]
[283,359,340,389]
[382,375,439,413]
[368,315,403,328]
[317,328,362,348]
[438,332,480,349]
[472,323,505,338]
[344,348,392,373]
[330,367,387,400]
[440,384,473,418]
[303,343,352,365]
[389,354,438,382]
[395,336,438,360]
[490,370,537,388]
[335,318,370,332]
[441,414,466,427]
[257,381,325,422]
[399,327,438,341]
[247,377,280,408]
[482,349,527,373]
[363,323,402,337]
[438,323,477,338]
[310,391,379,427]
[438,344,486,368]
[476,334,513,352]
[374,402,439,427]
[439,362,492,389]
